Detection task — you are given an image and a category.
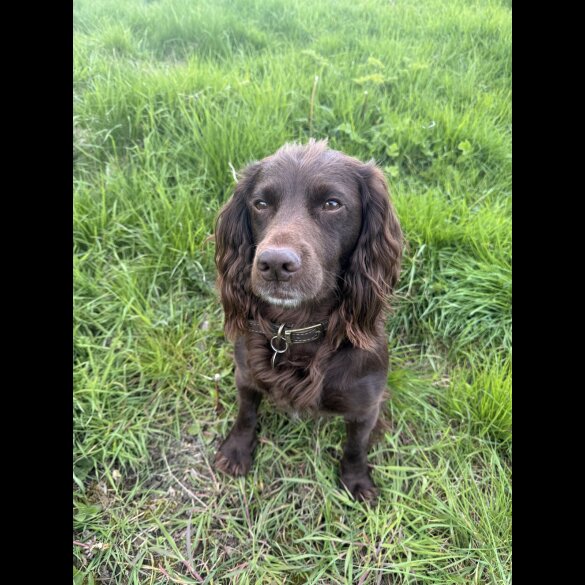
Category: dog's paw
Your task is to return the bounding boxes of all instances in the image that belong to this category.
[215,436,256,477]
[340,471,378,503]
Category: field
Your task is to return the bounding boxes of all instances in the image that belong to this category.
[73,0,512,583]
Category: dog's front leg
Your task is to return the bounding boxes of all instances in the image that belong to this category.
[340,405,380,502]
[215,373,262,477]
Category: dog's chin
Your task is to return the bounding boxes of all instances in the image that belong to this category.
[252,272,329,310]
[252,283,308,308]
[257,292,304,309]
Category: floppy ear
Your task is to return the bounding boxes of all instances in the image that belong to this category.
[337,163,403,351]
[215,163,261,340]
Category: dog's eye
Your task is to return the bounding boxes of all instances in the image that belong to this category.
[323,199,342,210]
[254,200,269,210]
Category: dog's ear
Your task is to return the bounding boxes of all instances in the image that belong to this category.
[336,163,403,351]
[215,163,261,339]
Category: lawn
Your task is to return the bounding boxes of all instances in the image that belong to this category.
[73,0,512,583]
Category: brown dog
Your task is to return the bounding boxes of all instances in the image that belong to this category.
[214,140,402,501]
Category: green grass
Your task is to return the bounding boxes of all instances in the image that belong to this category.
[73,0,512,582]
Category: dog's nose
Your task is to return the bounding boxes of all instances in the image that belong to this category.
[257,248,301,281]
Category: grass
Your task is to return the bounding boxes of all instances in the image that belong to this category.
[73,0,512,582]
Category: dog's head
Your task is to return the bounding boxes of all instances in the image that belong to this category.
[215,140,403,350]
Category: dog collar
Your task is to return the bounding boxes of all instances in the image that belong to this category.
[248,319,328,368]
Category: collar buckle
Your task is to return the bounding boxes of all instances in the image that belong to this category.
[249,319,328,368]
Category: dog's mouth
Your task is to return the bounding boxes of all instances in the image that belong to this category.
[254,282,306,308]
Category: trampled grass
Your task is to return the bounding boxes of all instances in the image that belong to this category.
[73,0,512,582]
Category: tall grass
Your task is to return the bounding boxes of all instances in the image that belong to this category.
[74,0,511,583]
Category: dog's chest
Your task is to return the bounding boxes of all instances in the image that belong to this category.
[248,342,323,411]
